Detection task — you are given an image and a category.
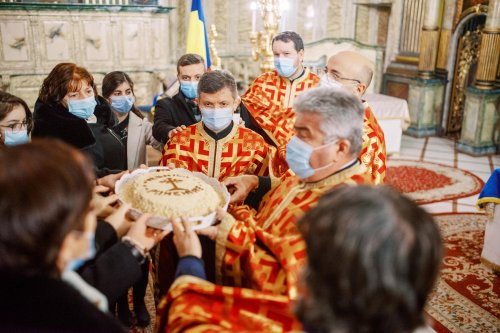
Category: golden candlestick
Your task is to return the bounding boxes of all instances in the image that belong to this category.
[208,24,221,69]
[250,0,281,73]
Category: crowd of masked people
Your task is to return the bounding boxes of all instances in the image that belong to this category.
[0,31,443,333]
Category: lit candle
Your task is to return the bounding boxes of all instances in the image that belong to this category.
[251,1,258,32]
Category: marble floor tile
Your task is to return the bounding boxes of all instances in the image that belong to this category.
[457,153,489,163]
[396,154,420,161]
[399,147,422,157]
[427,139,455,151]
[490,155,500,163]
[401,136,425,148]
[455,203,481,213]
[422,157,455,167]
[457,160,492,173]
[473,171,493,183]
[425,145,456,154]
[457,195,481,206]
[423,149,455,160]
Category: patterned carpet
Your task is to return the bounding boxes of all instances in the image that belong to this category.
[426,213,500,332]
[386,160,484,204]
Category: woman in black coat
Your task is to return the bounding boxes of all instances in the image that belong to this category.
[0,139,126,332]
[32,62,126,178]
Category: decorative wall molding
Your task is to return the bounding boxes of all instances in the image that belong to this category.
[0,7,174,109]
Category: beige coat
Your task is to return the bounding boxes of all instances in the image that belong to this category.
[127,112,162,170]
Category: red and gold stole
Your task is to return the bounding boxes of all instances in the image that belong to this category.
[160,122,270,180]
[360,103,386,184]
[156,275,301,333]
[216,163,371,299]
[242,69,320,147]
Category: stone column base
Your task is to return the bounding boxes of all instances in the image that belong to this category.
[458,87,500,156]
[405,77,446,137]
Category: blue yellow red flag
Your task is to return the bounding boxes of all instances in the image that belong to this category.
[186,0,211,69]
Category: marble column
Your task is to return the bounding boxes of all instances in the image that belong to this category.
[435,0,456,75]
[458,0,500,155]
[406,0,446,137]
[418,0,442,78]
[475,0,500,89]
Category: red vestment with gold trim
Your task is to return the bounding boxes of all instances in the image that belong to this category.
[216,163,371,299]
[361,103,386,184]
[157,276,301,333]
[160,122,270,180]
[242,69,320,147]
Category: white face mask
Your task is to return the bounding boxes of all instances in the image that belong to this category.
[319,75,344,89]
[201,107,233,132]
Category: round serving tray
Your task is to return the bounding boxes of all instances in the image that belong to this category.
[115,167,230,232]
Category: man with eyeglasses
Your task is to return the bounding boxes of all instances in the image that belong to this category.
[320,51,386,184]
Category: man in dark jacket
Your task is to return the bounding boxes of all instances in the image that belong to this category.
[153,53,207,144]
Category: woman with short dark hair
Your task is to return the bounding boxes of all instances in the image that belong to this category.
[0,139,126,332]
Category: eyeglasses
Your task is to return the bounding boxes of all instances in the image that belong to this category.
[324,70,361,84]
[0,121,30,133]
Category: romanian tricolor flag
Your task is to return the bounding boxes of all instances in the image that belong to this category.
[186,0,211,69]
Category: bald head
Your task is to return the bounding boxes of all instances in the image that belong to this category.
[326,51,374,97]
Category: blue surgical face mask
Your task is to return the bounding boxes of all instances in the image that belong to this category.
[274,57,297,78]
[3,129,29,146]
[111,95,135,114]
[66,232,96,272]
[180,81,199,99]
[67,96,97,120]
[286,136,336,180]
[201,107,233,132]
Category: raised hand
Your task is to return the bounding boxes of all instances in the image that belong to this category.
[172,217,202,258]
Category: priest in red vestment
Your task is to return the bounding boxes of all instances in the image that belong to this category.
[156,70,270,298]
[160,70,270,180]
[157,184,442,333]
[240,31,320,147]
[321,51,386,184]
[196,87,373,300]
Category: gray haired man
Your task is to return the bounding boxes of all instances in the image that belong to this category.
[197,87,374,296]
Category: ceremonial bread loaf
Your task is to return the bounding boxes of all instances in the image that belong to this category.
[121,170,221,218]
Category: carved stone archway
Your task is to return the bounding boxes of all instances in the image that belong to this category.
[442,6,488,135]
